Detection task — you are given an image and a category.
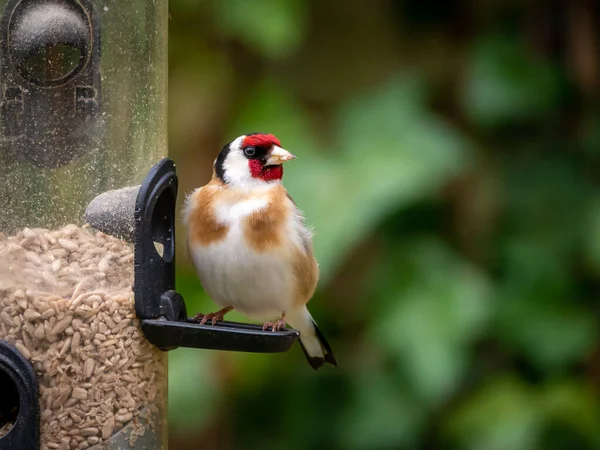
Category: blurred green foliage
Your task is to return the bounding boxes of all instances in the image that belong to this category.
[168,1,600,449]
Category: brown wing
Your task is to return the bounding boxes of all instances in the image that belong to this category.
[285,191,319,306]
[292,242,319,307]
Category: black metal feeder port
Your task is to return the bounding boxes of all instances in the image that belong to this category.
[85,158,300,353]
[0,340,40,450]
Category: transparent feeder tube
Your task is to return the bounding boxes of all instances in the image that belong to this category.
[0,0,169,448]
[0,0,168,232]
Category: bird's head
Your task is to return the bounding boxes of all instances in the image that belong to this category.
[214,133,296,188]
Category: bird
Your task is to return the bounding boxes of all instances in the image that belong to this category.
[182,133,337,370]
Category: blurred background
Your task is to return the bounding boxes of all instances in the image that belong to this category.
[167,0,600,449]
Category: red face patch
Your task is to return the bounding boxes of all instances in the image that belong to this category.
[242,133,281,149]
[248,159,283,181]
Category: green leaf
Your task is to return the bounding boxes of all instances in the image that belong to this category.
[294,76,470,280]
[446,377,543,450]
[540,380,600,446]
[462,34,563,127]
[494,155,597,370]
[213,0,307,59]
[496,294,597,372]
[373,238,492,404]
[337,372,425,449]
[447,378,600,450]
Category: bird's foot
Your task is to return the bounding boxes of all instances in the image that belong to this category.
[193,306,233,326]
[262,314,287,332]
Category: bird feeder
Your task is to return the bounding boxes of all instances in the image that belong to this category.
[0,1,298,449]
[0,0,169,448]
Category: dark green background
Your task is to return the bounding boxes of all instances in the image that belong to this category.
[167,1,600,448]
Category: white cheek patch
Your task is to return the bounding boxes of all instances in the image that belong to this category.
[223,135,281,189]
[223,148,253,186]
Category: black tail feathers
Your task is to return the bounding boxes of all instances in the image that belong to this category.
[299,320,337,370]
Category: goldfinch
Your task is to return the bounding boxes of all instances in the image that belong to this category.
[183,133,337,370]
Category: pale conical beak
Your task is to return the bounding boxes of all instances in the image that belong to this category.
[266,145,297,165]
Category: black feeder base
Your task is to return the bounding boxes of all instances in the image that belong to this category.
[142,319,299,353]
[85,158,300,353]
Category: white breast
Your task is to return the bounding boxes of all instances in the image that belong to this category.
[188,193,302,321]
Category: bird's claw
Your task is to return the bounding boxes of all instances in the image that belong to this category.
[194,311,224,326]
[262,318,287,332]
[193,306,233,326]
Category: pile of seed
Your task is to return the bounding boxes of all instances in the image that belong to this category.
[0,225,166,449]
[0,422,12,437]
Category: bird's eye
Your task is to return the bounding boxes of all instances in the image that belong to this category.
[244,146,256,157]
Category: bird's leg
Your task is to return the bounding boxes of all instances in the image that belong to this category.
[194,306,234,326]
[262,313,287,332]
